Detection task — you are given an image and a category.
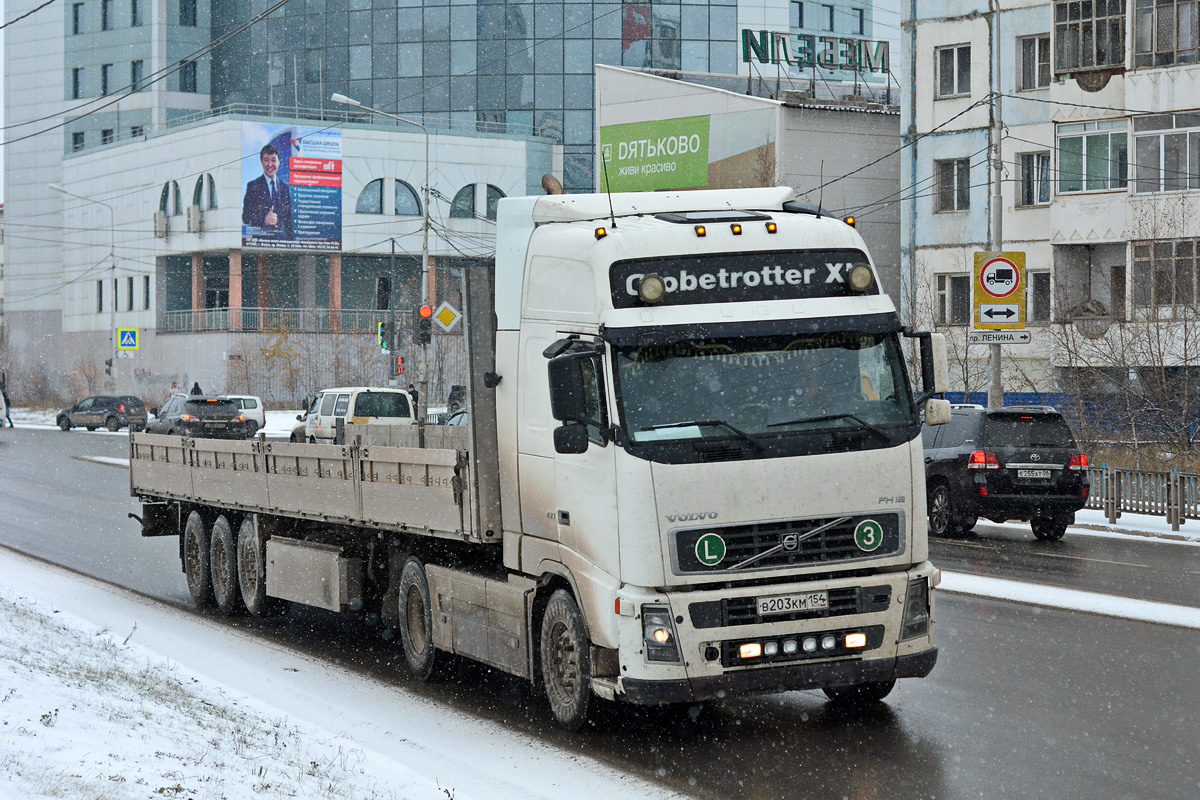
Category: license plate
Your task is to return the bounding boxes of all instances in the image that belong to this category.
[757,590,828,616]
[205,421,226,427]
[1018,469,1051,479]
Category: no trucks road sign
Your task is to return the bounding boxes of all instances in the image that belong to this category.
[973,252,1026,330]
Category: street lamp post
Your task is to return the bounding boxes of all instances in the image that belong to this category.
[331,93,431,419]
[49,183,117,381]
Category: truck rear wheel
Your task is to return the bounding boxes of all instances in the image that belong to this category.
[398,556,443,681]
[236,517,289,617]
[209,516,246,615]
[182,511,216,608]
[540,589,592,731]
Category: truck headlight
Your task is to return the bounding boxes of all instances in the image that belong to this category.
[900,577,930,640]
[641,604,682,663]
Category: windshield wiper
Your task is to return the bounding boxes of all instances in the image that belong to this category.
[641,419,764,451]
[766,413,891,443]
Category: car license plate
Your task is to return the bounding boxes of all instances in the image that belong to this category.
[205,421,226,427]
[1018,469,1051,479]
[757,591,828,616]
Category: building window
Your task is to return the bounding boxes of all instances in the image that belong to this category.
[1058,119,1128,192]
[101,0,112,31]
[131,0,142,27]
[126,276,134,311]
[936,274,970,324]
[1133,112,1200,193]
[935,158,970,212]
[1133,238,1198,319]
[72,132,85,152]
[822,4,834,31]
[101,63,113,96]
[852,8,865,36]
[71,67,83,99]
[179,61,197,93]
[180,0,197,27]
[131,60,143,92]
[72,3,84,34]
[1054,0,1126,74]
[131,124,144,138]
[485,185,506,220]
[394,180,421,216]
[1030,271,1052,322]
[101,128,114,145]
[1019,35,1051,90]
[143,275,151,310]
[355,179,384,214]
[97,280,104,313]
[1135,0,1199,67]
[450,185,476,218]
[1018,152,1052,206]
[936,44,971,98]
[790,1,804,29]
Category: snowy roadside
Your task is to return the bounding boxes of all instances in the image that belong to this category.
[0,548,687,800]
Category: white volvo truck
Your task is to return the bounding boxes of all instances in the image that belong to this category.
[130,186,951,730]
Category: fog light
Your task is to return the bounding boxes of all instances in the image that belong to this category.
[802,637,818,652]
[845,632,867,648]
[764,641,779,656]
[821,634,837,650]
[782,639,798,654]
[740,642,762,659]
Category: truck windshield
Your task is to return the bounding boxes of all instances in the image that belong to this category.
[612,330,916,461]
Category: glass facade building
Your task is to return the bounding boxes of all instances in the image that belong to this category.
[210,1,743,191]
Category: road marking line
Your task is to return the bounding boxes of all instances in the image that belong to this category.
[939,571,1200,630]
[938,539,1148,567]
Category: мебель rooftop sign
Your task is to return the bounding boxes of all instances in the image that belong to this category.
[741,29,889,74]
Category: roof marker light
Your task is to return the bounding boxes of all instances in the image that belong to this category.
[844,215,857,227]
[766,222,778,233]
[694,225,707,237]
[594,226,607,240]
[730,223,743,235]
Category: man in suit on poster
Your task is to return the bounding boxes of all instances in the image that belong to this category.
[242,144,292,239]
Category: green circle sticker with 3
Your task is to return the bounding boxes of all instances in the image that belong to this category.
[854,519,884,552]
[694,532,727,566]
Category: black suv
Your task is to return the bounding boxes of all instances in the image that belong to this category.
[57,395,148,432]
[922,405,1089,541]
[146,394,250,439]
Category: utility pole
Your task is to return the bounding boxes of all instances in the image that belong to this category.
[988,2,1004,409]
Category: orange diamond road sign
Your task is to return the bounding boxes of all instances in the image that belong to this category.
[973,251,1026,330]
[433,302,460,331]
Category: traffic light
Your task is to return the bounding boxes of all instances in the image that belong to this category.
[393,355,405,375]
[377,320,393,350]
[415,305,433,345]
[104,358,113,376]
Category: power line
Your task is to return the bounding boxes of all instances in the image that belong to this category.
[0,0,57,31]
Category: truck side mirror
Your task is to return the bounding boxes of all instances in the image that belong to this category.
[553,422,589,454]
[924,398,951,426]
[924,333,948,395]
[547,353,589,423]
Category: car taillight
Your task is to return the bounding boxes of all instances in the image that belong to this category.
[237,414,246,421]
[119,403,125,413]
[1068,453,1088,471]
[967,450,999,469]
[180,414,194,421]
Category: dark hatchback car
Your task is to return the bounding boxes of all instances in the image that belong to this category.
[147,394,250,439]
[57,395,148,432]
[922,405,1090,541]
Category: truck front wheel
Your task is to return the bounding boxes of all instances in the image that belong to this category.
[540,589,592,731]
[209,516,246,615]
[398,557,443,681]
[183,511,216,608]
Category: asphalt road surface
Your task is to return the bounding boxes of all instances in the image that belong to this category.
[2,427,1197,800]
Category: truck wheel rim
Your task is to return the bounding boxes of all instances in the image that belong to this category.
[405,588,429,654]
[239,537,260,595]
[546,619,579,700]
[212,536,231,597]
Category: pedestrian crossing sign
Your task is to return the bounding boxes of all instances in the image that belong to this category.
[117,328,139,350]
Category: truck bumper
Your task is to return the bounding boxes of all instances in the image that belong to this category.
[620,647,938,705]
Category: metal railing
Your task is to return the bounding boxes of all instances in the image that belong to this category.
[161,307,411,334]
[1085,464,1200,531]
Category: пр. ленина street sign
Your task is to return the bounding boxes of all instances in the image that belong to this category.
[968,330,1032,345]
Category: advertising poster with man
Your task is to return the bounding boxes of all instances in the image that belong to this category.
[241,122,343,250]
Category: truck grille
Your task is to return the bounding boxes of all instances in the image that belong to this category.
[672,512,902,575]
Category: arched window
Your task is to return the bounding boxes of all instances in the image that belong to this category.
[192,176,204,207]
[159,183,171,213]
[485,184,505,221]
[171,181,182,215]
[449,184,476,218]
[192,174,219,210]
[356,178,384,214]
[394,180,421,216]
[206,174,217,209]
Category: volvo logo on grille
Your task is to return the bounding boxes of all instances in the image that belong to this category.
[666,511,719,522]
[781,533,800,551]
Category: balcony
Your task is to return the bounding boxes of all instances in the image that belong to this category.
[160,307,410,334]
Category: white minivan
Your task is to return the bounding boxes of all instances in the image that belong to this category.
[292,386,414,443]
[220,395,266,436]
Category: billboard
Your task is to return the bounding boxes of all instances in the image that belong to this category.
[241,122,342,250]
